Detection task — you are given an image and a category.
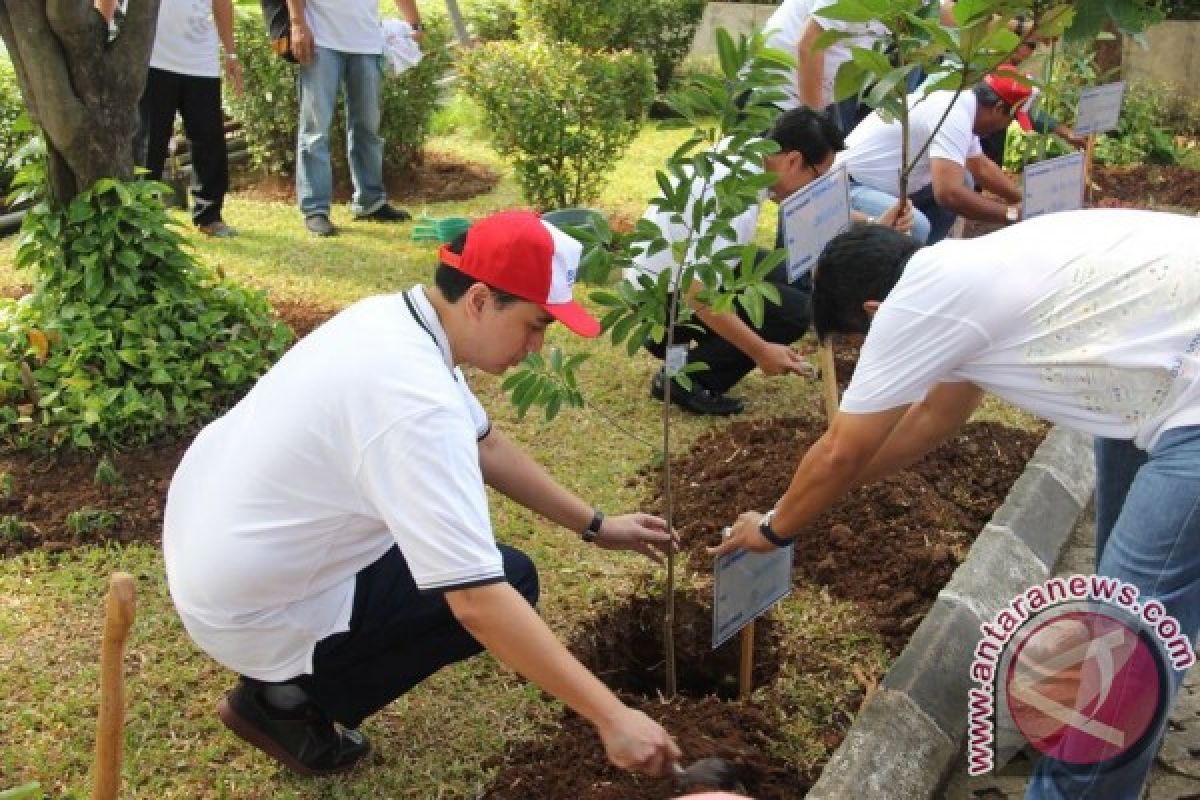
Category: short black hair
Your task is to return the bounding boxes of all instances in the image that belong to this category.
[812,224,920,341]
[433,231,522,307]
[973,83,1008,112]
[766,107,846,166]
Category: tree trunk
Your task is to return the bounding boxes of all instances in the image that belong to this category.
[1093,21,1123,82]
[0,0,160,207]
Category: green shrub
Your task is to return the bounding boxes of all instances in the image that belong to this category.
[0,515,29,543]
[0,58,28,197]
[460,40,654,209]
[1094,81,1179,166]
[93,456,124,487]
[515,0,706,90]
[64,507,121,537]
[460,0,520,41]
[225,9,452,177]
[0,179,292,451]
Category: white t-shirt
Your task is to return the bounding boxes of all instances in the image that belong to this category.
[307,0,384,55]
[806,0,886,109]
[841,210,1200,450]
[837,90,983,196]
[624,142,767,290]
[163,287,500,681]
[149,0,220,78]
[761,0,813,111]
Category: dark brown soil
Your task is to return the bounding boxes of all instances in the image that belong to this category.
[231,150,500,206]
[1091,163,1200,210]
[0,297,339,556]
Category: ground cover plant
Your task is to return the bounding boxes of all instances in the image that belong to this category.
[2,26,1200,800]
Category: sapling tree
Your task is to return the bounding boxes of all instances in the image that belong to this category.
[504,28,795,697]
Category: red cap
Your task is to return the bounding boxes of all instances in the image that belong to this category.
[984,69,1034,132]
[438,210,600,337]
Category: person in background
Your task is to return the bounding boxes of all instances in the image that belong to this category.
[135,0,243,237]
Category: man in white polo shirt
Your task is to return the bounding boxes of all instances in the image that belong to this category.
[164,211,681,777]
[716,211,1200,800]
[837,74,1027,243]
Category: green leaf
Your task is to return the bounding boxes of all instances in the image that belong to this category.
[814,0,880,23]
[832,59,870,103]
[716,28,741,80]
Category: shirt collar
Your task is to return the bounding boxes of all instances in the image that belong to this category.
[404,285,455,372]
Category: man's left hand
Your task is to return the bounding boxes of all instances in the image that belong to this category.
[707,510,777,557]
[224,56,244,96]
[594,512,678,563]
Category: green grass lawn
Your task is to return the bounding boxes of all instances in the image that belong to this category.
[0,108,894,798]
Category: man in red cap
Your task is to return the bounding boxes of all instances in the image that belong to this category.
[837,74,1028,243]
[163,210,682,779]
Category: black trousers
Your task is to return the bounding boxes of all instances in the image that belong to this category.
[245,543,539,729]
[645,255,813,395]
[135,67,228,226]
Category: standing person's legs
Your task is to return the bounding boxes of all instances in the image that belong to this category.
[1026,427,1200,800]
[849,183,931,244]
[908,183,957,244]
[178,74,230,229]
[342,52,387,217]
[296,47,343,220]
[136,67,182,180]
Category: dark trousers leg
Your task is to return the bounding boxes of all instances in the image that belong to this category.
[644,257,812,394]
[909,183,959,244]
[136,67,181,181]
[278,544,539,729]
[177,74,229,226]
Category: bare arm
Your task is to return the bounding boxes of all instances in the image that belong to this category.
[478,429,674,560]
[445,582,680,775]
[797,17,827,110]
[930,158,1014,224]
[393,0,423,42]
[966,154,1022,204]
[285,0,313,63]
[212,0,243,95]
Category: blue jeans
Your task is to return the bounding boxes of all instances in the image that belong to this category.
[1027,425,1200,799]
[848,182,933,244]
[296,47,387,218]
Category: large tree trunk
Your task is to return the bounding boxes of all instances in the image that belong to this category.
[0,0,159,206]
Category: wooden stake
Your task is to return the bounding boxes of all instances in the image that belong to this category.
[738,621,755,700]
[91,572,136,800]
[818,339,840,424]
[1083,133,1097,205]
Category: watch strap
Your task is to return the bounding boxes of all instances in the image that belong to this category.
[758,510,791,548]
[581,509,604,543]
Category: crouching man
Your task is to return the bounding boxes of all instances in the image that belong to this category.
[164,211,681,777]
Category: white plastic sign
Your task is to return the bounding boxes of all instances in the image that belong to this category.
[1075,82,1126,136]
[712,544,793,649]
[779,166,852,284]
[665,344,688,377]
[1022,152,1085,220]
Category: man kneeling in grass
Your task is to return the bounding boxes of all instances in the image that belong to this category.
[164,211,681,777]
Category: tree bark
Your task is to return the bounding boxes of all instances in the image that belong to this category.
[1093,21,1124,82]
[0,0,160,206]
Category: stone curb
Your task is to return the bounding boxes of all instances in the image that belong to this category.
[806,426,1095,800]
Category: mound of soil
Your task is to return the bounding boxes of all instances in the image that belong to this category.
[645,415,1044,652]
[0,298,339,556]
[232,150,499,206]
[1091,164,1200,210]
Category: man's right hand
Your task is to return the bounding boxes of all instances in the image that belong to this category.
[878,198,915,235]
[597,706,681,776]
[290,19,314,64]
[756,342,816,378]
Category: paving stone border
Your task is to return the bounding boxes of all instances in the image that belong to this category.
[806,426,1096,800]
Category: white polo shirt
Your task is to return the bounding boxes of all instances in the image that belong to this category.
[841,210,1200,450]
[306,0,384,55]
[837,89,983,197]
[163,287,501,681]
[149,0,220,78]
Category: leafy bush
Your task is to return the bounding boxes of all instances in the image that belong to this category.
[0,58,29,198]
[460,0,520,41]
[64,507,121,537]
[460,40,654,209]
[0,514,29,542]
[1094,81,1179,166]
[225,8,452,177]
[0,179,292,451]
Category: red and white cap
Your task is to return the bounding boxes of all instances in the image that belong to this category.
[984,69,1035,132]
[438,210,601,338]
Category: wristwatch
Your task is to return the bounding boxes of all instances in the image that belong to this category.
[581,509,604,543]
[1005,205,1020,224]
[758,509,792,548]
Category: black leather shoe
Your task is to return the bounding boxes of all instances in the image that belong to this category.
[304,214,338,237]
[217,681,370,776]
[650,368,744,416]
[355,203,411,223]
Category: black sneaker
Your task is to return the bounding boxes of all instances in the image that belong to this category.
[650,368,744,416]
[355,203,411,223]
[304,214,337,237]
[217,681,370,776]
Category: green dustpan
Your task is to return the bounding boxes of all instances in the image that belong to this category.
[411,216,471,244]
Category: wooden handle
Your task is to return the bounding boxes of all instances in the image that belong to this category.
[91,572,136,800]
[738,621,755,700]
[818,341,840,425]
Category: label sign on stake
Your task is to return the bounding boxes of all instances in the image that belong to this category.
[1075,82,1126,136]
[665,344,688,377]
[713,544,793,648]
[779,166,852,284]
[1022,151,1085,220]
